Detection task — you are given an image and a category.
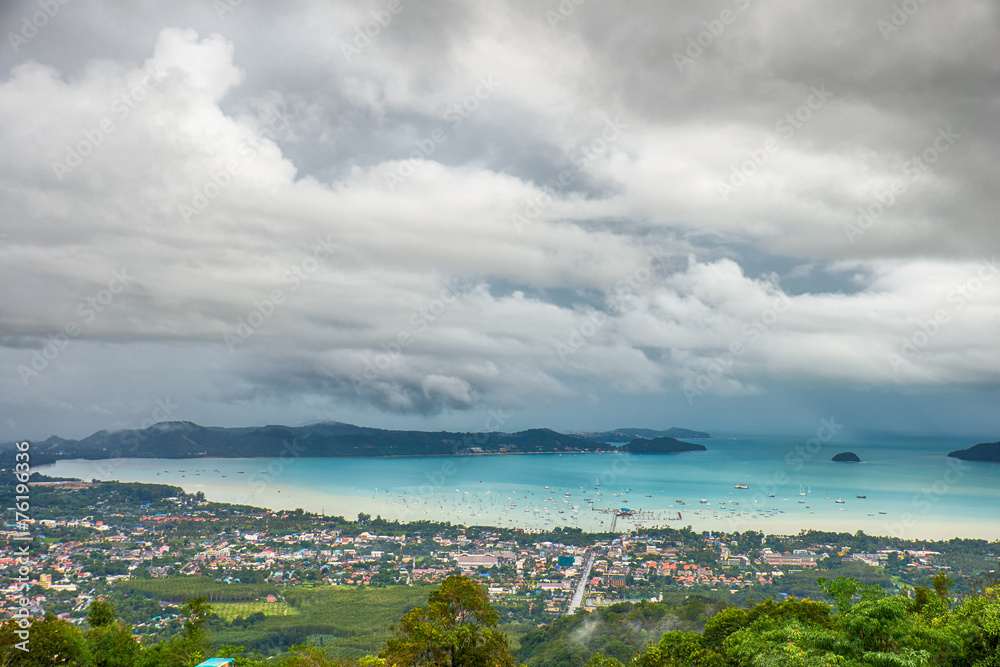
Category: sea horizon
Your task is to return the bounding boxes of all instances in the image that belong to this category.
[37,433,1000,541]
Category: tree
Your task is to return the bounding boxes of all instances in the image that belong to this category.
[0,614,91,666]
[87,600,118,628]
[85,600,142,667]
[88,624,142,667]
[138,597,213,667]
[381,575,517,667]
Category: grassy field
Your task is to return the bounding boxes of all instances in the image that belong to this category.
[213,584,437,659]
[117,577,443,659]
[210,599,296,622]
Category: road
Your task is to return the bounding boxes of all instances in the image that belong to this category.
[566,550,596,614]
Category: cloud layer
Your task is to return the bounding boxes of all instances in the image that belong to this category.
[1,1,999,439]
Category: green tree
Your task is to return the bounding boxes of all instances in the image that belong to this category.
[0,614,91,666]
[138,597,213,667]
[87,600,118,629]
[85,600,142,667]
[381,575,517,667]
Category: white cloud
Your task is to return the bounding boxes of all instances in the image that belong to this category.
[2,3,1000,439]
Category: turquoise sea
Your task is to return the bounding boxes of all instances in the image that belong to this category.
[38,434,1000,540]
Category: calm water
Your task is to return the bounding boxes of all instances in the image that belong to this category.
[38,435,1000,540]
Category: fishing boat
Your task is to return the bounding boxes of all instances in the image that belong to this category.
[835,499,845,504]
[734,484,749,489]
[856,494,866,498]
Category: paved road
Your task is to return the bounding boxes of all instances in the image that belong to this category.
[566,550,596,614]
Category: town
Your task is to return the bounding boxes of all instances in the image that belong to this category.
[3,477,997,658]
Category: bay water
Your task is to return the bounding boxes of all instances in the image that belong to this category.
[37,434,1000,540]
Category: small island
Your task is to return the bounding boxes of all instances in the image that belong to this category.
[831,451,861,462]
[622,437,707,454]
[947,441,1000,463]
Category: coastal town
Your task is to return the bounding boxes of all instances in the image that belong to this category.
[4,477,994,648]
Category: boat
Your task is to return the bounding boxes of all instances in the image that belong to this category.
[856,494,866,498]
[734,484,749,489]
[835,499,845,504]
[699,499,708,503]
[798,485,806,496]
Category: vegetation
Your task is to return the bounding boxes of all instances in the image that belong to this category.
[587,575,1000,667]
[381,575,518,666]
[518,597,727,666]
[3,575,1000,666]
[117,577,280,603]
[948,441,1000,462]
[4,421,625,463]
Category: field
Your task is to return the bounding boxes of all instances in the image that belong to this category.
[210,599,296,622]
[115,576,280,602]
[213,584,437,658]
[114,576,440,658]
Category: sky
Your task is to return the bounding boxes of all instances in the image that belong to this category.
[2,0,999,442]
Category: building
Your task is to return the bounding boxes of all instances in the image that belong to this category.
[455,554,499,568]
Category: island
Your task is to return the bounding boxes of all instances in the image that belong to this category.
[577,426,711,442]
[947,441,1000,462]
[831,452,862,462]
[622,436,707,454]
[2,421,708,465]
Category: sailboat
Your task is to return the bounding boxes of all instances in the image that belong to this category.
[798,485,806,496]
